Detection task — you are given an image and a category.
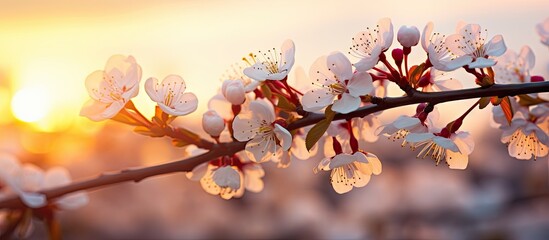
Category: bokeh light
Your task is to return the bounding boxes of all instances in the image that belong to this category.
[11,86,51,123]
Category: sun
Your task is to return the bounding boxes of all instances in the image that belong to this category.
[11,87,52,123]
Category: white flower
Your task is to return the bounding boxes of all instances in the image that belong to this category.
[376,105,440,146]
[397,25,420,48]
[186,159,265,199]
[202,110,225,137]
[243,39,295,81]
[377,116,428,146]
[233,100,292,163]
[145,75,198,116]
[0,154,46,208]
[500,108,548,160]
[446,23,507,68]
[188,163,243,200]
[421,22,472,71]
[406,131,475,170]
[420,69,463,92]
[315,151,381,194]
[350,18,394,71]
[0,154,88,209]
[536,17,549,46]
[494,46,535,84]
[302,52,374,114]
[80,55,142,121]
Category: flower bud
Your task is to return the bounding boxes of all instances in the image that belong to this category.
[222,80,246,105]
[530,75,545,82]
[397,25,420,48]
[202,110,225,137]
[392,48,403,67]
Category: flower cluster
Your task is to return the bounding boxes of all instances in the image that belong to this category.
[2,16,548,240]
[0,153,88,237]
[73,18,548,199]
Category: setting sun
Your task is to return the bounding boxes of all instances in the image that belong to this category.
[11,87,52,123]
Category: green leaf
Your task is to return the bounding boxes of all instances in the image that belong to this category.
[277,94,297,111]
[479,97,491,109]
[305,119,331,151]
[305,106,336,151]
[261,83,272,99]
[500,96,514,125]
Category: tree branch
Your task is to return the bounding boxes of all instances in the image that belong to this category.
[0,82,547,209]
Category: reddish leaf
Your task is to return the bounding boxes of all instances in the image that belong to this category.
[500,96,514,125]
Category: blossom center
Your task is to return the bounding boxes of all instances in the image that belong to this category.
[329,82,347,95]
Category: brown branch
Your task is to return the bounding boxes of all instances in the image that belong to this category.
[0,82,548,209]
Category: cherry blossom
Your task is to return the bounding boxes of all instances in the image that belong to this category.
[445,23,507,68]
[0,154,46,208]
[494,46,535,84]
[0,154,88,209]
[418,69,463,92]
[145,75,198,116]
[80,55,142,121]
[349,18,394,71]
[406,131,475,170]
[186,158,265,199]
[376,104,439,147]
[315,150,381,194]
[243,39,295,81]
[500,106,548,160]
[302,52,374,114]
[421,22,472,71]
[536,17,549,46]
[232,100,292,163]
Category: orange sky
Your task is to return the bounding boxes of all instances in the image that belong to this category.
[0,0,547,132]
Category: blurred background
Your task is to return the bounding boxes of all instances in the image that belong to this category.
[1,0,548,239]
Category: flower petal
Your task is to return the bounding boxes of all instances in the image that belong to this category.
[433,136,459,152]
[421,22,434,52]
[246,136,276,163]
[446,150,468,170]
[232,116,260,141]
[484,35,507,57]
[468,57,496,68]
[169,92,198,116]
[327,51,353,81]
[301,88,334,112]
[249,100,275,123]
[274,124,292,151]
[406,132,434,143]
[332,93,360,114]
[144,77,162,103]
[347,71,373,97]
[243,63,269,81]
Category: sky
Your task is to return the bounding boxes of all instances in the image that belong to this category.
[0,0,547,132]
